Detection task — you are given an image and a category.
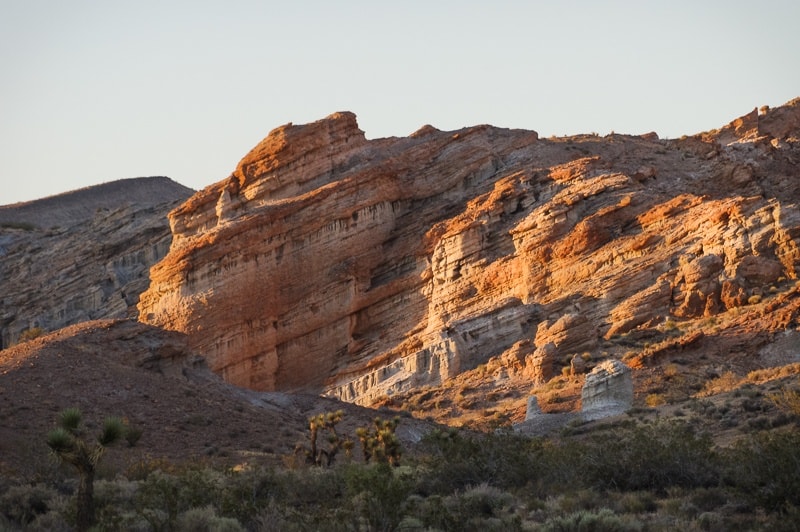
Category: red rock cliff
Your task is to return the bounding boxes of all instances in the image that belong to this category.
[138,101,800,405]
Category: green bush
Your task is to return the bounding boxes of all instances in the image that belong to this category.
[723,430,800,511]
[577,420,719,492]
[540,508,641,532]
[418,429,545,494]
[344,462,415,531]
[135,468,225,530]
[0,483,57,526]
[443,483,522,531]
[175,506,244,532]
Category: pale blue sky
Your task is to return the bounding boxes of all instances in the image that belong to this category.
[1,1,798,204]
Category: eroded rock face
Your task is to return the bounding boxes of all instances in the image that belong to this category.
[581,360,633,420]
[138,100,800,405]
[0,177,193,348]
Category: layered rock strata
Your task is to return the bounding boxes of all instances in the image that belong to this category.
[0,177,193,348]
[138,101,800,405]
[580,359,634,420]
[517,358,633,434]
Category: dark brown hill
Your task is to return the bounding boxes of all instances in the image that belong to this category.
[0,319,429,478]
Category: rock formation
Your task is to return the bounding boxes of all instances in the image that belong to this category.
[0,177,193,348]
[516,358,633,435]
[137,100,800,406]
[580,360,634,420]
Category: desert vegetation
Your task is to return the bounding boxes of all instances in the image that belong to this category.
[2,411,798,531]
[44,408,128,531]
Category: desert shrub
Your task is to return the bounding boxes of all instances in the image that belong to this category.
[343,462,415,531]
[135,468,225,530]
[696,511,724,531]
[17,327,45,343]
[417,429,545,494]
[697,371,741,397]
[612,491,658,514]
[91,478,141,530]
[551,489,607,514]
[412,494,458,530]
[578,420,719,492]
[447,482,517,521]
[747,363,800,383]
[0,483,58,526]
[540,508,641,531]
[258,467,365,529]
[26,510,72,531]
[723,430,800,512]
[216,467,284,526]
[645,393,667,407]
[278,466,346,510]
[767,384,800,417]
[175,505,244,532]
[688,487,729,512]
[406,483,523,532]
[124,424,143,447]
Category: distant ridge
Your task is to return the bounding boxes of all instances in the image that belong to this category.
[0,176,194,229]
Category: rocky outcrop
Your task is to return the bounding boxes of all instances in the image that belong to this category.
[515,358,633,435]
[138,100,800,405]
[580,360,634,421]
[0,177,193,348]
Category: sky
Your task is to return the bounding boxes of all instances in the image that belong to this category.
[1,1,798,205]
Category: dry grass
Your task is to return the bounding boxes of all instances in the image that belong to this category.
[746,363,800,384]
[697,372,741,398]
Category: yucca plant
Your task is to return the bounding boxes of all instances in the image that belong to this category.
[46,408,126,531]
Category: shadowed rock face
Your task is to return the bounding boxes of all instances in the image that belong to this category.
[138,100,800,405]
[0,177,194,348]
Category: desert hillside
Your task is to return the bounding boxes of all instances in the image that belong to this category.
[0,177,194,348]
[2,102,800,530]
[0,319,428,477]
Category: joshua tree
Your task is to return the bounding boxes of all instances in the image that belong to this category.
[297,410,352,466]
[46,408,125,531]
[356,416,402,465]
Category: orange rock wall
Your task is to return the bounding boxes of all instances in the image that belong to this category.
[139,101,800,405]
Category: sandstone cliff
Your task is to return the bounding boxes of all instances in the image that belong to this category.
[138,100,800,406]
[0,177,194,348]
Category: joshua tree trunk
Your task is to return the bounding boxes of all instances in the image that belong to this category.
[75,466,95,532]
[46,409,125,531]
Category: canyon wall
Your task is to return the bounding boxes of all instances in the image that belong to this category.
[138,101,800,405]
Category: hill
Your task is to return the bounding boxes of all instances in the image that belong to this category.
[0,319,428,478]
[0,177,194,348]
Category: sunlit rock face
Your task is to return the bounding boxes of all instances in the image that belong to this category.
[139,100,800,405]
